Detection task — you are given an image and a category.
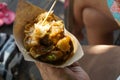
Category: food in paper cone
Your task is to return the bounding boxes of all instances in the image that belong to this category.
[13,0,84,67]
[23,12,74,65]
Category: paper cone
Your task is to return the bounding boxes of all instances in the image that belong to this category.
[13,0,84,67]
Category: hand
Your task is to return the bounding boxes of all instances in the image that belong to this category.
[35,62,90,80]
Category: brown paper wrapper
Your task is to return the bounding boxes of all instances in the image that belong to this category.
[13,0,84,67]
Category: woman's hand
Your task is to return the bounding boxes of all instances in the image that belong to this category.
[36,62,90,80]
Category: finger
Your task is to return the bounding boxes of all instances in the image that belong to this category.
[35,61,52,67]
[35,61,62,71]
[68,62,80,67]
[67,62,84,72]
[69,66,83,72]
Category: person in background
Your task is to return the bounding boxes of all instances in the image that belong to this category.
[65,0,119,44]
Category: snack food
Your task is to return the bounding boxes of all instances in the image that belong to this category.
[24,12,74,65]
[13,0,84,67]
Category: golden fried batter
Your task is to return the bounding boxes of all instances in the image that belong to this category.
[24,12,73,65]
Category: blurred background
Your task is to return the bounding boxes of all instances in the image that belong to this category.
[1,0,120,80]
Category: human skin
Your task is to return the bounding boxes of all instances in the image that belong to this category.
[68,0,119,44]
[115,0,120,7]
[36,62,90,80]
[36,45,120,80]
